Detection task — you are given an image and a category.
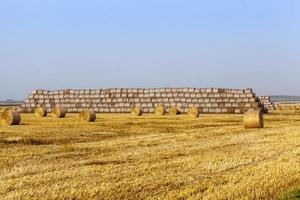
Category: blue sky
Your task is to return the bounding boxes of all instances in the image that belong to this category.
[0,0,300,100]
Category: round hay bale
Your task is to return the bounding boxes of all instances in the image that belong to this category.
[244,111,264,129]
[169,107,180,115]
[155,106,165,116]
[0,110,21,126]
[51,108,66,118]
[131,107,142,116]
[79,110,96,122]
[35,107,47,117]
[187,107,200,118]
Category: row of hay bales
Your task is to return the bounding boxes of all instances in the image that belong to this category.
[1,107,264,129]
[128,107,263,129]
[22,88,261,114]
[0,108,97,125]
[35,107,96,122]
[35,107,200,119]
[275,104,300,111]
[131,106,200,118]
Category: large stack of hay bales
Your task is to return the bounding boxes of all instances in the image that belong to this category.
[21,88,261,114]
[257,96,275,112]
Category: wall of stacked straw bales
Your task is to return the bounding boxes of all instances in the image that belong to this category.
[0,103,23,112]
[257,96,275,112]
[21,88,261,114]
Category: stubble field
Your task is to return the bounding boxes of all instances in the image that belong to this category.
[0,112,300,199]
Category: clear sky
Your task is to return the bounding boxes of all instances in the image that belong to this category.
[1,0,300,100]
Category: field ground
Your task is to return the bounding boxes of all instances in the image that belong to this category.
[0,112,300,200]
[283,189,300,200]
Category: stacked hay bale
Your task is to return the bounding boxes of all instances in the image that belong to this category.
[257,96,275,112]
[21,88,261,114]
[0,103,23,113]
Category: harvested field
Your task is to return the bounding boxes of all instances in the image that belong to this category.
[0,112,299,199]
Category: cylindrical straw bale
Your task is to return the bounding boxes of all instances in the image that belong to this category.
[79,110,96,122]
[35,107,47,117]
[0,110,21,125]
[131,107,142,116]
[51,108,66,118]
[244,111,264,129]
[187,107,200,118]
[169,107,180,115]
[155,106,165,115]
